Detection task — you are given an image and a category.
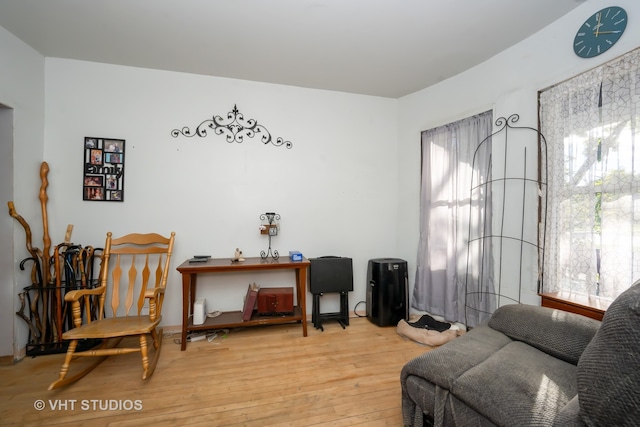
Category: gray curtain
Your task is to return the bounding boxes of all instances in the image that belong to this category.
[413,111,493,326]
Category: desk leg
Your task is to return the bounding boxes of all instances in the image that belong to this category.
[181,273,197,351]
[296,266,308,337]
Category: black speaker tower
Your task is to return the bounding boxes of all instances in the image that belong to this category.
[366,258,408,326]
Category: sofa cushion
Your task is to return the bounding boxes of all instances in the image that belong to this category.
[552,395,585,427]
[577,281,640,426]
[401,326,510,425]
[401,325,511,391]
[452,341,577,426]
[489,304,601,365]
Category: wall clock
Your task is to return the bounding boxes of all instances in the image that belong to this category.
[573,6,627,58]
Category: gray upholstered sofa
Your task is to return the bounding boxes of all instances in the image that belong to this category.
[401,280,640,426]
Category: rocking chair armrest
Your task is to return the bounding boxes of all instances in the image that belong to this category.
[144,288,166,322]
[144,287,165,301]
[65,286,106,302]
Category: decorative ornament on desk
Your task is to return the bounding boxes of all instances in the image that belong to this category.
[232,248,245,262]
[260,212,280,260]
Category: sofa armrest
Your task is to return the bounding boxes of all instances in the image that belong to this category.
[488,304,601,365]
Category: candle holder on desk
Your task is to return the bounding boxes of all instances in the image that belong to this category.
[259,212,280,260]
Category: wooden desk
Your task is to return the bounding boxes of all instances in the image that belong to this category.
[176,256,310,350]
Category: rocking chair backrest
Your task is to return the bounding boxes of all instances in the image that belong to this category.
[97,232,175,319]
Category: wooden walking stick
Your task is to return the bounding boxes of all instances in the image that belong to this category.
[54,226,74,341]
[64,224,73,244]
[8,202,45,344]
[16,292,41,343]
[7,202,41,280]
[40,162,52,286]
[53,244,64,343]
[39,162,52,344]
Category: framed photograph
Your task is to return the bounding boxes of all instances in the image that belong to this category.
[83,137,125,202]
[90,149,103,165]
[84,175,103,187]
[85,187,104,200]
[105,152,122,164]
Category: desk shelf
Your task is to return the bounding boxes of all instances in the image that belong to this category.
[189,307,303,330]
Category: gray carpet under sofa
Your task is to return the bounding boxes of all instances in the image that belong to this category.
[400,281,640,426]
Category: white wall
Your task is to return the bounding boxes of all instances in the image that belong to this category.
[0,26,45,358]
[396,0,640,310]
[5,0,640,353]
[0,105,14,359]
[43,59,399,327]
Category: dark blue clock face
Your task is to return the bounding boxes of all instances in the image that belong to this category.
[574,6,627,58]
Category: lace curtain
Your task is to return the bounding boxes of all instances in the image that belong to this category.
[539,48,640,300]
[413,111,493,325]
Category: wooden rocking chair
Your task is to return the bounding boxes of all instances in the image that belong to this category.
[48,231,176,390]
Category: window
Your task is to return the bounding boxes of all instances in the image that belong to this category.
[539,48,640,301]
[413,111,493,326]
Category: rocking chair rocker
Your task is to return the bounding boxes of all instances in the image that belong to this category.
[48,231,176,390]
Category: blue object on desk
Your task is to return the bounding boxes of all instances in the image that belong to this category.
[289,251,303,261]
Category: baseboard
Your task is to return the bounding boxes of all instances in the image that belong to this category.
[0,345,27,365]
[162,325,183,334]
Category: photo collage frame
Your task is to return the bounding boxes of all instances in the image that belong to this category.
[83,137,125,202]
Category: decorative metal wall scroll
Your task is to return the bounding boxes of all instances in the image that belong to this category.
[83,137,125,201]
[171,104,293,149]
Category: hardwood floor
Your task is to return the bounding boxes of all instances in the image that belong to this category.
[0,317,430,426]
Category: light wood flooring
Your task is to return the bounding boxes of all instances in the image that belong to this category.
[0,317,431,426]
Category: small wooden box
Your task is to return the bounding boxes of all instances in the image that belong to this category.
[257,287,294,315]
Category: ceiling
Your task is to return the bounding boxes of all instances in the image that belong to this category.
[0,0,587,98]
